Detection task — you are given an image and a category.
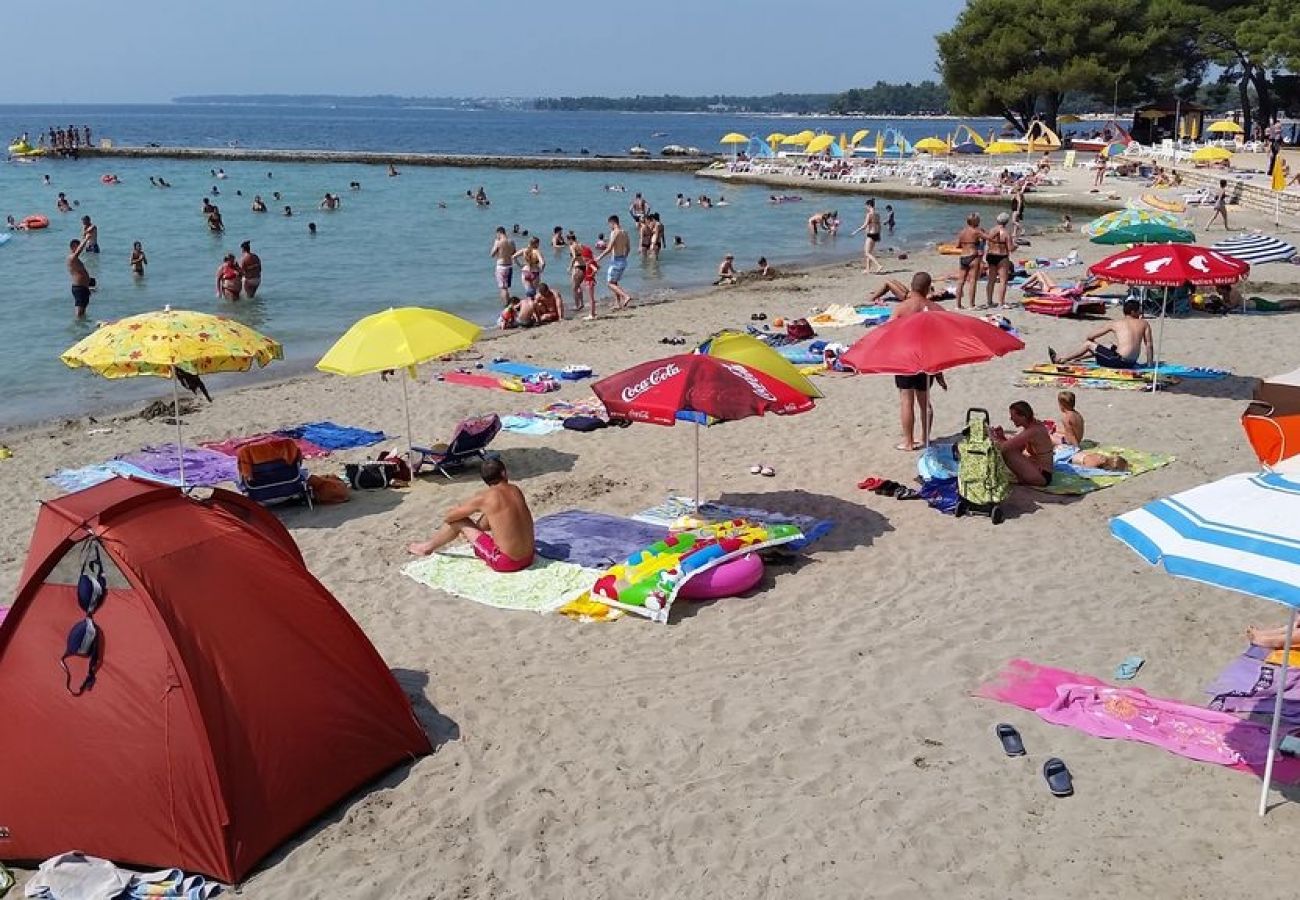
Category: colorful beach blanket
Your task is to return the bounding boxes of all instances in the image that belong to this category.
[975,658,1300,783]
[201,433,330,459]
[631,496,832,550]
[1204,647,1300,721]
[402,548,598,613]
[535,510,669,569]
[278,421,385,451]
[1023,363,1176,385]
[1033,445,1174,495]
[47,460,180,493]
[116,445,238,487]
[535,397,607,420]
[1017,373,1158,392]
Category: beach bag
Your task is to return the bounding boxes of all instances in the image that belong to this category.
[345,457,406,490]
[786,318,815,340]
[307,474,350,504]
[956,408,1012,507]
[563,415,607,432]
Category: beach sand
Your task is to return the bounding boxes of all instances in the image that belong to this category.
[5,175,1300,898]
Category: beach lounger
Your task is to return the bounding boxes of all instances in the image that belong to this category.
[412,414,502,479]
[236,437,313,508]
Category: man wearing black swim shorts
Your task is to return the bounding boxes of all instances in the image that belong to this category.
[1049,298,1153,370]
[889,272,946,450]
[67,238,92,320]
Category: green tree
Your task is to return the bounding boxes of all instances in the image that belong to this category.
[937,0,1194,134]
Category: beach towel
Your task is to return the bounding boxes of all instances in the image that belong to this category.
[534,397,607,420]
[1033,445,1174,495]
[1016,372,1160,392]
[442,370,524,392]
[854,304,893,324]
[201,433,330,459]
[500,415,566,436]
[25,852,220,900]
[402,548,598,613]
[777,343,824,366]
[534,510,669,569]
[491,360,595,380]
[1204,649,1300,721]
[808,304,871,328]
[1023,364,1173,385]
[47,460,180,493]
[116,445,238,487]
[631,495,832,550]
[975,659,1300,783]
[278,421,385,451]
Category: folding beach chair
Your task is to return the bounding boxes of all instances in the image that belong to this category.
[236,437,313,508]
[412,414,502,479]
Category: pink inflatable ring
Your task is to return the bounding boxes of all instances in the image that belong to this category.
[678,553,764,602]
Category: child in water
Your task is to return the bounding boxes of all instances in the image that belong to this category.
[129,241,148,277]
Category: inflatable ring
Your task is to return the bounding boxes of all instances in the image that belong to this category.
[679,553,764,602]
[22,215,49,230]
[101,174,117,184]
[936,243,964,255]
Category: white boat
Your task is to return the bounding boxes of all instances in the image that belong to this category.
[661,145,704,157]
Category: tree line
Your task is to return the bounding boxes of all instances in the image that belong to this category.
[936,0,1300,137]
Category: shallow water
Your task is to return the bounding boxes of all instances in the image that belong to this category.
[1,107,1042,426]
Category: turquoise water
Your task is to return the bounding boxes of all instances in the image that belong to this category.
[1,109,1043,426]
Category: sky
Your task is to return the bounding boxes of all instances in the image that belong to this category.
[3,0,966,103]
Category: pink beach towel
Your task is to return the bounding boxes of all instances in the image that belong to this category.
[201,434,330,459]
[976,659,1300,783]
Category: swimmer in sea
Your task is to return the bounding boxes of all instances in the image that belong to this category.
[349,181,361,190]
[67,237,93,319]
[551,226,566,249]
[594,214,633,313]
[308,222,317,235]
[251,195,267,212]
[490,226,517,305]
[80,215,99,253]
[57,193,72,212]
[388,164,399,177]
[129,241,147,277]
[284,206,293,217]
[239,239,262,298]
[216,253,242,301]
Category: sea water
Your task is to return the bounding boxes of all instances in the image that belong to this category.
[0,107,1041,426]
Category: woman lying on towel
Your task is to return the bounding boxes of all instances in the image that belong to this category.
[1020,272,1102,298]
[1248,615,1300,650]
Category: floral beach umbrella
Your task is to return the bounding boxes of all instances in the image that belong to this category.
[62,307,283,487]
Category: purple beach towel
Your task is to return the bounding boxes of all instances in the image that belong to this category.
[1204,651,1300,722]
[116,444,239,487]
[534,510,669,569]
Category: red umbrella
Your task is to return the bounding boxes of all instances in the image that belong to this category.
[1087,244,1250,286]
[1088,244,1250,392]
[592,355,815,505]
[840,308,1025,374]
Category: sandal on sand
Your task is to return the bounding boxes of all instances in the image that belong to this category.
[894,486,922,500]
[750,464,763,475]
[760,465,776,477]
[1043,758,1073,797]
[871,479,901,496]
[857,476,884,491]
[996,724,1026,757]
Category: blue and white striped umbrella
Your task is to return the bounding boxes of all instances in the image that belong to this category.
[1210,233,1297,266]
[1111,470,1300,814]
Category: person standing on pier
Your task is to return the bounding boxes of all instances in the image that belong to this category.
[490,226,517,305]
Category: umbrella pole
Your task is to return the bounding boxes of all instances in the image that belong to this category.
[402,368,415,471]
[1259,612,1296,816]
[172,370,186,490]
[1151,287,1169,394]
[694,423,701,511]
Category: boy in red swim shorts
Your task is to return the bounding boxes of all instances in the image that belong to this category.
[406,457,535,573]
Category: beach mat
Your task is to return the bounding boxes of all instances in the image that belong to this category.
[631,495,832,550]
[1033,445,1174,495]
[442,371,523,392]
[534,397,607,420]
[490,360,593,380]
[201,433,331,459]
[1023,363,1174,385]
[402,548,598,613]
[47,460,180,493]
[1204,649,1300,722]
[1017,373,1157,392]
[501,415,566,436]
[116,444,238,487]
[975,658,1300,783]
[777,343,824,366]
[278,421,385,451]
[535,510,669,569]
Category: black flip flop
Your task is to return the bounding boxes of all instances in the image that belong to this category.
[1043,757,1073,797]
[995,723,1025,757]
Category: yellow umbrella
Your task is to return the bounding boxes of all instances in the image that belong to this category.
[1190,146,1233,162]
[720,132,749,144]
[838,133,848,155]
[850,128,870,146]
[780,133,812,147]
[1208,120,1244,134]
[697,331,822,399]
[62,307,283,487]
[766,132,787,145]
[914,137,949,153]
[318,307,482,463]
[985,140,1023,155]
[805,134,835,154]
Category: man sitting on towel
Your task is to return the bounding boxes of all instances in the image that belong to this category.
[1048,299,1152,369]
[407,457,536,572]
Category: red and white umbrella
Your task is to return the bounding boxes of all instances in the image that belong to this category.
[840,308,1024,375]
[1088,244,1250,391]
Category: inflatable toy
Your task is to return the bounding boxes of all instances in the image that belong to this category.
[678,553,764,601]
[22,215,49,230]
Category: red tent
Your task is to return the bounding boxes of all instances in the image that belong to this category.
[0,478,431,882]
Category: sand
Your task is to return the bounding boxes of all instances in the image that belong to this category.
[5,168,1300,899]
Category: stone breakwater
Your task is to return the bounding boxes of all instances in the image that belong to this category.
[81,146,710,172]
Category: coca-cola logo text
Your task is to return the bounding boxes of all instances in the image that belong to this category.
[722,362,777,401]
[620,363,680,403]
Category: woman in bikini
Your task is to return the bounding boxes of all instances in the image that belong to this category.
[953,213,985,310]
[215,254,243,301]
[984,212,1015,309]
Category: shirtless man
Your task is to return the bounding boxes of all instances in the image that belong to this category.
[993,401,1055,487]
[56,192,72,212]
[638,216,655,256]
[715,254,737,285]
[406,458,536,573]
[490,226,517,305]
[251,195,267,212]
[67,238,93,319]
[629,192,650,221]
[851,198,883,274]
[952,213,985,309]
[594,214,632,313]
[519,282,563,325]
[650,213,665,256]
[80,215,99,253]
[891,272,946,450]
[984,212,1015,309]
[1049,299,1153,369]
[239,240,263,298]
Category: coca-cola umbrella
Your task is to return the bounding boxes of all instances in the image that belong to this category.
[1088,244,1250,391]
[591,354,817,507]
[840,308,1025,374]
